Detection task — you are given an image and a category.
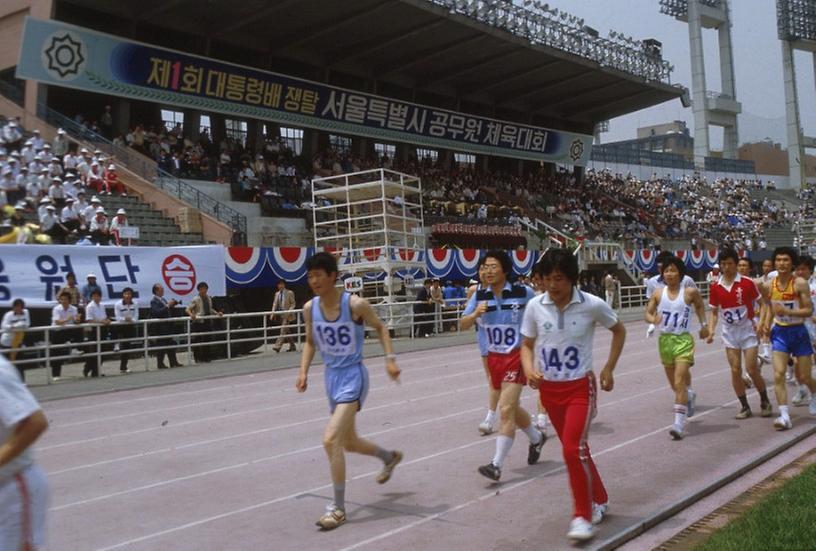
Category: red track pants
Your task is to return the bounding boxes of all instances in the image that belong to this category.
[538,375,607,521]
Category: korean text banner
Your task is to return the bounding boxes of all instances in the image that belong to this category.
[0,245,225,307]
[16,17,594,166]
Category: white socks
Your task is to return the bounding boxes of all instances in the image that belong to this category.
[484,409,496,425]
[492,435,513,468]
[780,405,790,421]
[522,423,543,443]
[673,404,687,428]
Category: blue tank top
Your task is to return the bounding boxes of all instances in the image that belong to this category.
[466,282,534,354]
[311,292,365,369]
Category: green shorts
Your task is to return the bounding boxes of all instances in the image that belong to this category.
[658,333,695,366]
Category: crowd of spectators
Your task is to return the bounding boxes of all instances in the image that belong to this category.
[585,170,787,250]
[104,113,801,250]
[0,117,132,246]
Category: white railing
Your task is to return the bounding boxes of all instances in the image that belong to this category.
[3,299,472,384]
[3,284,712,384]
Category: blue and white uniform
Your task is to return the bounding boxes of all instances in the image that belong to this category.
[312,292,368,412]
[474,284,489,358]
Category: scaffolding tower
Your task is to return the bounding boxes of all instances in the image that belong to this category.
[777,0,816,188]
[660,0,741,169]
[311,169,425,330]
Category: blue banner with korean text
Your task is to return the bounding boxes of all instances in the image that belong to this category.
[0,245,225,307]
[16,17,594,165]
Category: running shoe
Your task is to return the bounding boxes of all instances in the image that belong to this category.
[478,421,494,436]
[669,424,685,440]
[792,388,809,406]
[527,431,547,465]
[315,505,346,530]
[687,389,696,418]
[376,450,403,484]
[760,402,773,417]
[773,416,792,431]
[567,517,595,541]
[735,407,753,420]
[810,394,816,416]
[742,373,753,389]
[477,462,501,481]
[592,502,609,525]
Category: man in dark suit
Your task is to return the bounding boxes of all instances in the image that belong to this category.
[413,279,433,337]
[150,283,182,369]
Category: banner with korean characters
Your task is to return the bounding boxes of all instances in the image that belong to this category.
[0,245,225,307]
[16,17,594,165]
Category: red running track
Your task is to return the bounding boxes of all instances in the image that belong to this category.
[37,321,816,550]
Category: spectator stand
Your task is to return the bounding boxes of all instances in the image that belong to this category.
[311,169,425,329]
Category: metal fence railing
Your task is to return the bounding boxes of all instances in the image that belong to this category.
[3,285,713,385]
[34,103,248,244]
[3,299,475,384]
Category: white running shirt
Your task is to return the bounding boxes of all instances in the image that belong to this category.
[521,288,618,382]
[645,274,696,300]
[656,288,691,335]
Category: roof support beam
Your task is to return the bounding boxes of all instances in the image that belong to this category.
[375,33,486,77]
[328,20,447,66]
[466,59,562,95]
[278,0,399,52]
[537,80,619,112]
[418,47,521,88]
[499,70,595,105]
[212,0,302,37]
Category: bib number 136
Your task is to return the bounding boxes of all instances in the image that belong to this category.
[540,346,579,372]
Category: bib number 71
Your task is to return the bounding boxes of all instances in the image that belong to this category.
[540,346,579,372]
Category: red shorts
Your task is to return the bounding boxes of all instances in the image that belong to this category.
[487,349,527,390]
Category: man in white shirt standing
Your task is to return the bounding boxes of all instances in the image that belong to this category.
[644,252,698,337]
[521,249,626,542]
[84,289,110,378]
[1,299,30,381]
[0,354,49,551]
[114,287,138,374]
[51,291,80,380]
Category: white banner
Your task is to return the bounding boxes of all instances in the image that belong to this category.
[0,245,226,307]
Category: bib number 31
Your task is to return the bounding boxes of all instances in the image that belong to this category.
[540,346,579,372]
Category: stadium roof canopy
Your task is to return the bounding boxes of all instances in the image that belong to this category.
[55,0,683,134]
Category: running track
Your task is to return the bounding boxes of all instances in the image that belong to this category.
[38,321,816,550]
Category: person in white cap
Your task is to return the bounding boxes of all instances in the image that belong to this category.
[0,169,14,206]
[31,128,44,150]
[83,196,101,226]
[47,158,63,180]
[87,162,104,193]
[60,198,80,233]
[40,204,68,243]
[80,273,102,307]
[20,139,35,165]
[90,207,109,244]
[103,164,126,196]
[52,128,69,157]
[36,197,51,220]
[110,208,129,246]
[62,148,78,171]
[0,354,50,551]
[47,177,65,209]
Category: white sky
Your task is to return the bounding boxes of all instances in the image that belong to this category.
[542,0,815,148]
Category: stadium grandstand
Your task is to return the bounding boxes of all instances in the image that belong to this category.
[1,1,816,550]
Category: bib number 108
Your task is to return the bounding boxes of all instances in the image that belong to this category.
[486,327,517,347]
[540,346,579,372]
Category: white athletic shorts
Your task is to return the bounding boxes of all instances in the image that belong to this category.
[0,464,49,551]
[721,323,758,351]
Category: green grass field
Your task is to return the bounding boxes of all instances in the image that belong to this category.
[694,463,816,551]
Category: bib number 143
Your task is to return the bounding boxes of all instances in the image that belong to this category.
[540,346,579,372]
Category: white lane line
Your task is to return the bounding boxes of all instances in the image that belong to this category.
[50,353,484,429]
[91,390,743,551]
[52,405,485,511]
[44,344,479,414]
[335,394,745,551]
[46,381,488,477]
[40,367,476,452]
[42,337,646,449]
[55,356,719,512]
